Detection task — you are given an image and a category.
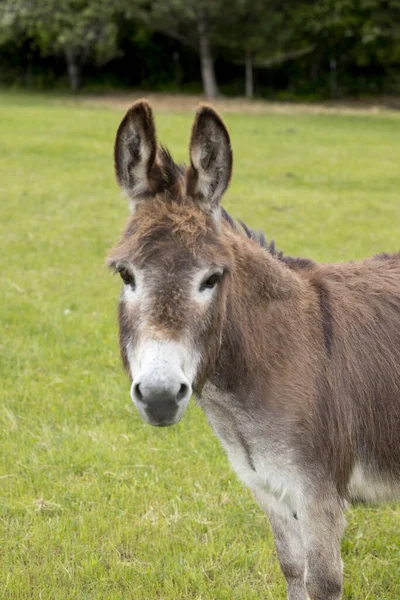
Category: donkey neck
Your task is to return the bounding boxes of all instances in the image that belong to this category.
[210,231,302,396]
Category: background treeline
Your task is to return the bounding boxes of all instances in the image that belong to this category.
[1,0,400,99]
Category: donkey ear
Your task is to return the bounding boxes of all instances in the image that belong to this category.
[186,105,232,216]
[114,100,157,209]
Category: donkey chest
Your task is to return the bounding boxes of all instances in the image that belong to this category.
[221,436,297,506]
[200,384,302,512]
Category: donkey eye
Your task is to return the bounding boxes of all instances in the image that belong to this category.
[118,267,136,289]
[200,273,222,291]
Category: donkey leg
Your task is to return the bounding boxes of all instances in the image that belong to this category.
[300,496,345,600]
[269,510,308,600]
[252,490,308,600]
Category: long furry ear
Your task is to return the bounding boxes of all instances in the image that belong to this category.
[186,105,232,218]
[114,100,157,210]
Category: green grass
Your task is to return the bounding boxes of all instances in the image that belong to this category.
[1,92,400,600]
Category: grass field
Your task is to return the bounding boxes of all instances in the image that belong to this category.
[1,91,400,600]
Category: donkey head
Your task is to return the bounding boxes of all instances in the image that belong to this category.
[108,101,233,426]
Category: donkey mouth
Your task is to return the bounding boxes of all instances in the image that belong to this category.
[149,420,179,427]
[143,411,184,427]
[134,399,187,427]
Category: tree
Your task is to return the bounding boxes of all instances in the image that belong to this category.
[138,0,224,98]
[298,0,400,97]
[216,0,311,98]
[218,0,283,98]
[0,0,121,91]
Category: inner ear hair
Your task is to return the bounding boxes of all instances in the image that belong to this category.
[114,100,157,202]
[186,105,233,212]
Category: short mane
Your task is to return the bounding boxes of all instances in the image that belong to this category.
[221,208,314,271]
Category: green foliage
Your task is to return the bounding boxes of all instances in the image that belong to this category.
[215,0,291,59]
[301,0,400,65]
[0,0,124,90]
[1,0,116,57]
[1,0,400,96]
[1,91,400,598]
[140,0,222,50]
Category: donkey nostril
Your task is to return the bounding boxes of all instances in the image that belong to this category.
[177,383,189,402]
[134,383,144,402]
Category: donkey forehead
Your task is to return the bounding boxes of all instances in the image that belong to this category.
[109,198,230,270]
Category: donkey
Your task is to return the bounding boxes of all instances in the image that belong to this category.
[107,100,400,600]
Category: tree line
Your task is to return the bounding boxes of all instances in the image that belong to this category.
[1,0,400,99]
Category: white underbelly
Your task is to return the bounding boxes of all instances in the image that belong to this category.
[349,462,400,503]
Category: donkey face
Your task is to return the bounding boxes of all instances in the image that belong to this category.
[108,101,233,426]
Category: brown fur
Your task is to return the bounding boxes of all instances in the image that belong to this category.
[108,100,400,600]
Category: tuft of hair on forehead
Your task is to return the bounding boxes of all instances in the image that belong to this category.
[133,194,210,238]
[107,194,226,270]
